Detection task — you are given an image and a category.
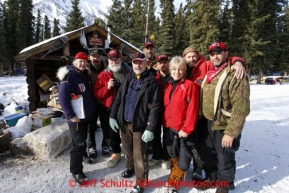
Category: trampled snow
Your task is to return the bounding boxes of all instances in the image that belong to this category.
[0,76,288,193]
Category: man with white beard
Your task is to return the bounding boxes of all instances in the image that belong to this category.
[94,49,132,168]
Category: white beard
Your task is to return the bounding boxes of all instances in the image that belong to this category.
[109,63,122,72]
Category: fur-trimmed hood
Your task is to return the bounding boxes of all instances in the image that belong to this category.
[57,66,70,81]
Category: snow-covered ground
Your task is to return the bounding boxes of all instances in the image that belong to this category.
[0,76,289,193]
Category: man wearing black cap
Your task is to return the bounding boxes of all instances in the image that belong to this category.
[148,54,170,170]
[87,48,107,159]
[94,49,132,168]
[109,52,160,193]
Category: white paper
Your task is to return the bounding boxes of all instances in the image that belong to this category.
[71,95,85,119]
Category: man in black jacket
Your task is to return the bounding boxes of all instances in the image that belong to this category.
[109,53,161,193]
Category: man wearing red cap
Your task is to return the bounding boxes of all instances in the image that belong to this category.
[94,49,132,168]
[148,54,170,170]
[182,45,246,185]
[143,41,158,71]
[57,52,96,185]
[201,41,250,193]
[109,52,161,193]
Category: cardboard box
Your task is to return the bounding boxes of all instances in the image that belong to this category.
[32,115,52,128]
[36,74,54,93]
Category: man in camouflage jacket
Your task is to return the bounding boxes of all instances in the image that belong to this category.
[201,41,250,193]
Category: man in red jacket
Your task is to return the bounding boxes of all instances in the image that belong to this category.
[94,49,132,168]
[182,46,246,187]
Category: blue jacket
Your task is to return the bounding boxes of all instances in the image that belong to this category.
[57,65,96,123]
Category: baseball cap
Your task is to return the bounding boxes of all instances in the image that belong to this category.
[156,54,169,62]
[90,48,106,56]
[107,49,121,59]
[75,52,88,60]
[132,52,146,62]
[182,46,199,57]
[208,41,227,53]
[144,41,155,48]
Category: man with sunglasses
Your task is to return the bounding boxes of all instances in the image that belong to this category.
[109,52,160,193]
[201,41,250,193]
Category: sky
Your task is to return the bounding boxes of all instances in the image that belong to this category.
[87,0,187,15]
[1,76,289,192]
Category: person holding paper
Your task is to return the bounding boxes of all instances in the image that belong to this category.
[57,52,96,185]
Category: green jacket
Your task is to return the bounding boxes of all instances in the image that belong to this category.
[202,64,250,138]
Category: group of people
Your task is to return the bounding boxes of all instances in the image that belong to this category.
[57,41,250,193]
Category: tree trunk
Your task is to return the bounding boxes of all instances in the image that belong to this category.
[257,68,263,84]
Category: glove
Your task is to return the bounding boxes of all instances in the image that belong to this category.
[109,118,120,133]
[142,130,154,142]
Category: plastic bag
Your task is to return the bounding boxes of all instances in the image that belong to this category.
[8,126,28,139]
[71,95,85,119]
[15,116,32,133]
[17,118,72,161]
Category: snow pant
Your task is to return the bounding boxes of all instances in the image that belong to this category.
[121,122,148,187]
[200,119,241,190]
[88,104,102,149]
[164,127,193,171]
[191,117,206,174]
[68,121,89,174]
[151,118,169,161]
[101,107,121,153]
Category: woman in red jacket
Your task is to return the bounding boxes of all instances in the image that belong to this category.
[163,56,200,192]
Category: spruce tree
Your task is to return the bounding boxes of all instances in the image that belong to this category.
[230,0,250,56]
[94,17,106,28]
[119,0,132,41]
[174,3,189,55]
[43,15,51,40]
[219,0,230,43]
[35,9,41,43]
[65,0,84,32]
[131,0,146,49]
[52,18,60,37]
[146,0,158,43]
[17,0,34,52]
[186,0,221,55]
[6,0,19,73]
[0,3,6,65]
[158,0,175,56]
[106,0,123,36]
[248,0,282,83]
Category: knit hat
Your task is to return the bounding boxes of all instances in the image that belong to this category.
[208,41,227,53]
[75,52,88,60]
[182,47,199,57]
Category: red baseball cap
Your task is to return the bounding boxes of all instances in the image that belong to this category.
[75,52,88,60]
[132,52,146,62]
[208,41,227,53]
[107,49,121,59]
[144,41,155,48]
[156,54,169,62]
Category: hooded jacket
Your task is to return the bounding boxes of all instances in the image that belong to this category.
[57,65,96,123]
[110,71,160,133]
